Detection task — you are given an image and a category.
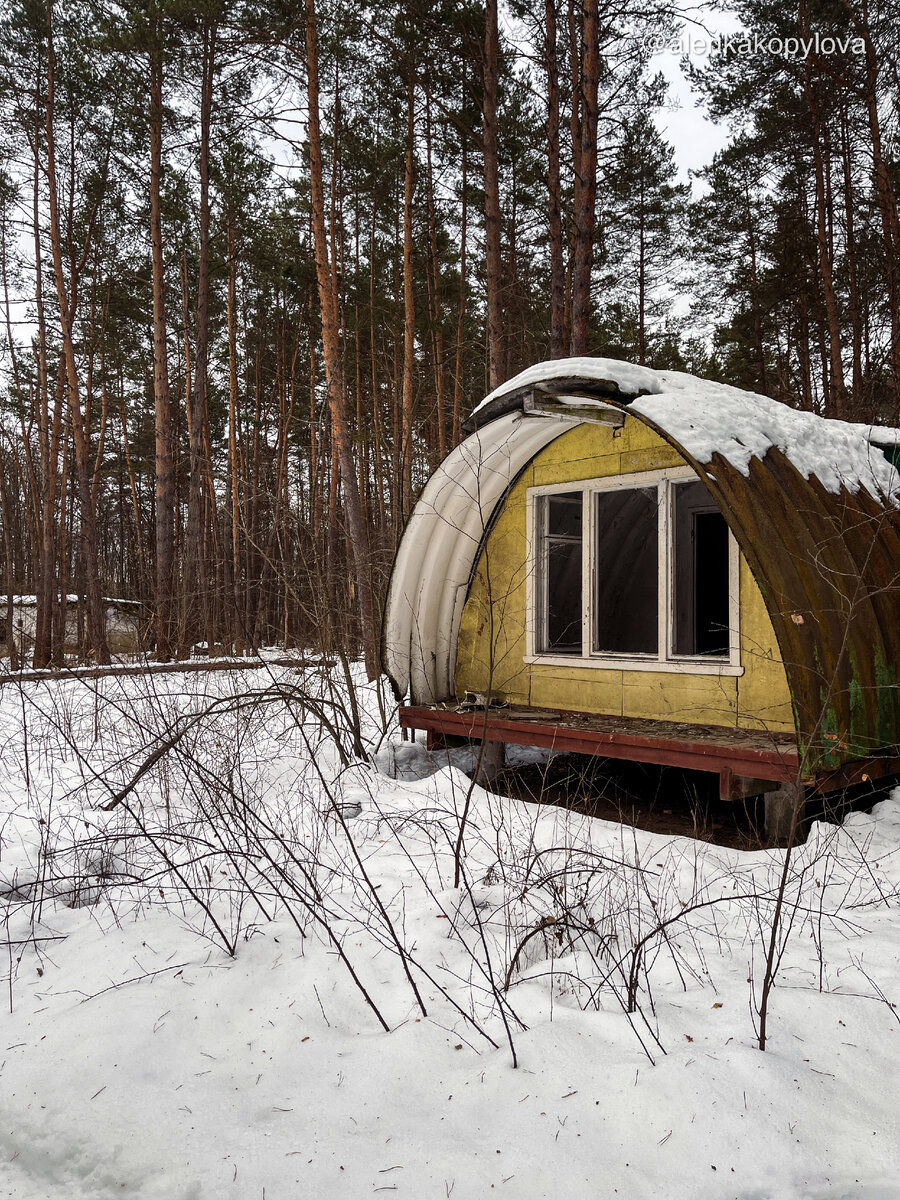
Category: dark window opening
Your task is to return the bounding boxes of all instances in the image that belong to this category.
[673,481,730,656]
[542,493,582,653]
[593,487,658,655]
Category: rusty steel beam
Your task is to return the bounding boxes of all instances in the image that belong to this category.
[809,754,900,795]
[718,767,781,802]
[401,705,799,786]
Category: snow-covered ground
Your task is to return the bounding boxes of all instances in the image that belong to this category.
[1,664,899,1199]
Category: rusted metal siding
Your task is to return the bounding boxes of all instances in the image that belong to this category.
[693,448,900,774]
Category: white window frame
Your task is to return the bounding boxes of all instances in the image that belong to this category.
[524,467,742,676]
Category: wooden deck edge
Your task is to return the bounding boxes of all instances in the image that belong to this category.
[401,705,799,785]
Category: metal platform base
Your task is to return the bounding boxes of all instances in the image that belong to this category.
[401,703,799,801]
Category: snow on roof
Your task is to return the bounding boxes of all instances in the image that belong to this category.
[474,356,662,412]
[636,370,900,498]
[475,358,900,500]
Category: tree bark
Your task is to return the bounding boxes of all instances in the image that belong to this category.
[0,462,19,671]
[452,86,468,448]
[183,17,216,651]
[401,70,416,517]
[482,0,504,390]
[425,86,447,462]
[226,221,245,654]
[570,0,599,356]
[32,86,55,669]
[44,4,109,663]
[839,101,864,411]
[637,168,646,364]
[149,30,174,660]
[304,0,377,677]
[544,0,565,358]
[800,3,847,417]
[843,0,900,398]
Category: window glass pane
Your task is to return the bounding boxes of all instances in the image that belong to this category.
[547,492,582,537]
[594,487,658,655]
[672,480,730,656]
[541,493,582,653]
[546,541,582,650]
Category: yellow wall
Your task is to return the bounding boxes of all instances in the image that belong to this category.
[455,417,795,733]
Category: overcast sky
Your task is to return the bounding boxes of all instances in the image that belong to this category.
[650,8,746,184]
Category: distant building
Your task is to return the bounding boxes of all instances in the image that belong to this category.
[1,596,143,658]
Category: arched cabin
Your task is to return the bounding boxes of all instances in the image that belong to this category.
[383,358,900,836]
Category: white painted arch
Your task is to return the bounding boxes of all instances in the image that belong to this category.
[382,410,582,703]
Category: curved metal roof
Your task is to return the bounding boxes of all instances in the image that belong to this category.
[383,410,583,705]
[383,359,900,773]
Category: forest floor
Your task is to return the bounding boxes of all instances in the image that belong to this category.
[0,661,898,1199]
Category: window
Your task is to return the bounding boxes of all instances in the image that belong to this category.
[672,480,730,657]
[540,492,583,653]
[593,486,658,655]
[529,468,740,675]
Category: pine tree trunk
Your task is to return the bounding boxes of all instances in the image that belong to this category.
[149,33,174,660]
[564,0,581,353]
[482,0,504,390]
[184,19,216,651]
[637,172,647,364]
[799,9,847,418]
[32,116,55,669]
[401,71,416,517]
[840,102,864,411]
[745,185,768,396]
[545,0,565,359]
[425,88,447,462]
[44,11,109,664]
[304,0,377,677]
[570,0,599,356]
[53,424,69,665]
[0,465,19,671]
[226,222,245,654]
[846,4,900,399]
[368,214,388,538]
[452,99,467,448]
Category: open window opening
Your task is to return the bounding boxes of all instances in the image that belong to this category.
[672,480,730,657]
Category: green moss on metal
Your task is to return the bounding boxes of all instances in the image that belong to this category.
[814,655,875,768]
[795,646,900,771]
[846,650,869,756]
[874,649,899,750]
[816,701,843,770]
